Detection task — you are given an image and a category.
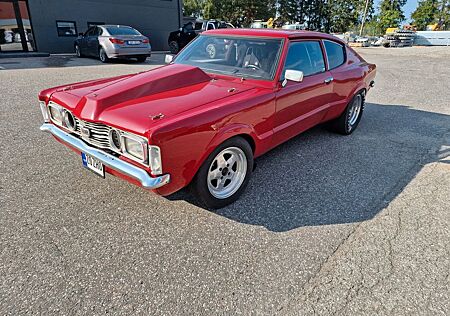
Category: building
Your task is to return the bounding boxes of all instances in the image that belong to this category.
[0,0,182,54]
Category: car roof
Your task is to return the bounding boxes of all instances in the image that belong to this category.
[204,28,345,43]
[101,25,135,29]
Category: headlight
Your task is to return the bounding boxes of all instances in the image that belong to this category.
[123,136,146,162]
[39,101,49,122]
[48,103,63,125]
[149,145,162,175]
[63,110,76,131]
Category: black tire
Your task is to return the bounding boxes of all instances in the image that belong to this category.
[329,91,365,135]
[169,40,179,54]
[191,137,254,209]
[75,45,83,58]
[136,56,147,63]
[99,47,109,63]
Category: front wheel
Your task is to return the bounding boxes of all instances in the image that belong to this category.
[329,91,365,135]
[169,41,179,54]
[191,137,253,209]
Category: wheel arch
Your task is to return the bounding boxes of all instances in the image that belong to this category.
[188,125,257,187]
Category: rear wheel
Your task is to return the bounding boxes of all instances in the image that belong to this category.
[99,47,109,63]
[169,41,179,54]
[192,137,253,209]
[329,91,365,135]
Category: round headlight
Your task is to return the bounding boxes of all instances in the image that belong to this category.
[63,110,76,131]
[49,105,62,124]
[109,129,122,151]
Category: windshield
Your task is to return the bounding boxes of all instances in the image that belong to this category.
[106,27,140,36]
[174,35,283,80]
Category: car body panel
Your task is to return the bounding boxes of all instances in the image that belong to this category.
[42,29,376,196]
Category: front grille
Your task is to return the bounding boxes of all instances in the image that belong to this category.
[74,118,111,149]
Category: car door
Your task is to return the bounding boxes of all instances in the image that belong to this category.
[86,26,100,56]
[321,39,354,119]
[273,40,335,146]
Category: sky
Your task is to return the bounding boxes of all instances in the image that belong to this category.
[375,0,419,22]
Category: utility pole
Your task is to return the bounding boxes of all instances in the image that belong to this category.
[359,0,370,36]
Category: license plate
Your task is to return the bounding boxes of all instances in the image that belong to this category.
[81,152,105,178]
[128,40,141,45]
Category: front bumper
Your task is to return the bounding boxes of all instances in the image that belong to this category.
[40,123,170,189]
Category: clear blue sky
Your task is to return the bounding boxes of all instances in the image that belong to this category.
[375,0,419,22]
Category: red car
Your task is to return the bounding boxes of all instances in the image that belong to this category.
[39,29,376,208]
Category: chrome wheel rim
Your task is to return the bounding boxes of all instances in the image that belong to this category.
[348,94,362,127]
[75,45,80,57]
[207,147,247,199]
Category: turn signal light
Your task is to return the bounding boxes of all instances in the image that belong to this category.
[109,38,125,44]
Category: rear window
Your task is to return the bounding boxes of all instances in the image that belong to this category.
[106,27,140,36]
[324,40,345,69]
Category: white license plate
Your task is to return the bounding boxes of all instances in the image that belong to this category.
[128,40,141,45]
[81,152,105,178]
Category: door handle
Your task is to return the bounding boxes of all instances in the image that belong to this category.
[324,77,334,84]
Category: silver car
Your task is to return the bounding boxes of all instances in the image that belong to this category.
[75,25,151,63]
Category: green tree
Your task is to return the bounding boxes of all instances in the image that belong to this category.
[183,0,202,17]
[411,0,439,30]
[378,0,407,31]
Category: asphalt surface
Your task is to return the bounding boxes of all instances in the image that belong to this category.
[1,48,449,315]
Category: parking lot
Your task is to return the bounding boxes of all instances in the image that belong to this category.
[1,47,449,315]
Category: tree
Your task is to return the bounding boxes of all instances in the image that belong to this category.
[377,0,407,31]
[183,0,202,17]
[411,0,439,30]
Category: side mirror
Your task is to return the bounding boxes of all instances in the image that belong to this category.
[283,70,304,87]
[165,54,174,64]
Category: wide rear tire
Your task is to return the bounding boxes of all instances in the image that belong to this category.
[329,91,365,135]
[191,137,253,209]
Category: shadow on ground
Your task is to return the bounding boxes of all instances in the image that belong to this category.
[169,103,450,232]
[0,54,165,70]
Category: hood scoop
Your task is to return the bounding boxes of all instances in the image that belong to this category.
[78,64,211,120]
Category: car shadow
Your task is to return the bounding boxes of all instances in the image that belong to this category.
[168,103,450,232]
[0,54,166,70]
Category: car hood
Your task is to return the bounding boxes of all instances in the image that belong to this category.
[47,64,256,135]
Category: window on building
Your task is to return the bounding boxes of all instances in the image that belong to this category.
[56,21,77,37]
[323,40,345,70]
[283,41,326,77]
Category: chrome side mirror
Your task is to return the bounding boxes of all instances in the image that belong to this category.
[165,54,174,64]
[282,69,304,87]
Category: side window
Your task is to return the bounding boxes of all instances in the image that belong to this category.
[324,40,345,70]
[283,41,325,77]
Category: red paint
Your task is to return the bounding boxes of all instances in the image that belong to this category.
[40,30,376,196]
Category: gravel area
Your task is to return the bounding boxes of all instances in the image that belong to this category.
[1,47,449,315]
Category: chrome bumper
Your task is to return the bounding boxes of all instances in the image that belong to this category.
[40,123,170,189]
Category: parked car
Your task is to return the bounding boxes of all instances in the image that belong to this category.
[74,25,151,63]
[168,20,233,54]
[39,29,376,208]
